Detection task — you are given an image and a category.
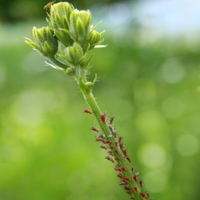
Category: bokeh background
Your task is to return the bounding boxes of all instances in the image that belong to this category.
[1,0,200,200]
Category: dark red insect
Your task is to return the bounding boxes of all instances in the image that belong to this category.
[124,177,131,182]
[108,151,113,156]
[113,132,117,138]
[105,140,112,144]
[130,197,135,200]
[131,167,134,173]
[100,145,107,150]
[124,185,130,190]
[126,190,132,195]
[133,173,139,182]
[126,157,131,163]
[140,192,146,198]
[101,113,106,124]
[117,173,124,179]
[91,127,99,132]
[133,187,138,193]
[139,180,143,187]
[115,157,120,161]
[110,116,114,124]
[119,136,123,143]
[119,182,125,185]
[96,138,105,143]
[115,142,118,147]
[105,156,114,163]
[99,134,105,139]
[121,167,127,172]
[114,150,119,155]
[84,109,92,114]
[119,143,124,150]
[122,149,127,157]
[109,146,113,150]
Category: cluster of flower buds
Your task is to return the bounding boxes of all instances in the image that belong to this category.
[89,110,151,200]
[25,1,105,78]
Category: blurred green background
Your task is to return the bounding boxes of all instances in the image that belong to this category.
[0,0,200,200]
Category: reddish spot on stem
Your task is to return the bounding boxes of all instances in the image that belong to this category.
[124,177,131,182]
[84,109,92,114]
[133,187,138,193]
[121,167,127,172]
[91,127,99,132]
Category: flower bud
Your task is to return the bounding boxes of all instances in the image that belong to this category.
[63,43,84,65]
[25,26,58,58]
[69,9,91,46]
[47,2,74,46]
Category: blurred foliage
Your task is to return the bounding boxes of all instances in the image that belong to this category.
[0,0,131,22]
[0,19,200,200]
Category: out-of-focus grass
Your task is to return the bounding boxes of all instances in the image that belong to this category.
[0,21,200,200]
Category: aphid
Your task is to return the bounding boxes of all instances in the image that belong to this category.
[44,0,55,9]
[133,173,139,182]
[139,180,143,188]
[133,187,138,193]
[121,167,127,172]
[109,146,113,150]
[126,157,131,163]
[96,138,105,143]
[122,149,127,157]
[145,193,150,199]
[117,173,124,179]
[105,156,114,163]
[119,143,124,150]
[119,182,125,185]
[115,142,118,147]
[114,150,119,155]
[100,145,107,150]
[131,167,134,173]
[84,109,92,114]
[98,134,105,139]
[101,114,106,124]
[113,132,117,138]
[108,151,113,156]
[91,126,99,132]
[108,125,114,133]
[119,136,123,143]
[130,197,135,200]
[114,167,121,172]
[115,157,120,161]
[105,140,112,144]
[124,177,131,182]
[126,190,132,195]
[110,116,114,124]
[140,192,146,198]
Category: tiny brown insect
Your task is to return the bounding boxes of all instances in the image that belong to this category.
[44,0,56,9]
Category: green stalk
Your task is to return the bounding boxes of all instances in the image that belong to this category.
[80,88,143,200]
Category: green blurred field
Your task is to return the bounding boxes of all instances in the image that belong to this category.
[0,19,200,200]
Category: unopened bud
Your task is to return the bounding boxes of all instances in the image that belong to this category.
[47,2,74,46]
[25,26,58,58]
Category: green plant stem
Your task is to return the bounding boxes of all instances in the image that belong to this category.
[80,88,143,200]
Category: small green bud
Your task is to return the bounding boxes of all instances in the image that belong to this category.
[64,43,84,65]
[25,26,58,58]
[69,9,91,45]
[65,67,75,76]
[47,2,74,46]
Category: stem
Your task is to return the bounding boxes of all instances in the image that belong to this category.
[80,89,143,200]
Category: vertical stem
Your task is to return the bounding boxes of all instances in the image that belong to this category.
[81,90,143,200]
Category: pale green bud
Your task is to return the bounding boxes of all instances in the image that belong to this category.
[69,9,91,45]
[63,43,84,65]
[25,26,58,58]
[47,2,74,46]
